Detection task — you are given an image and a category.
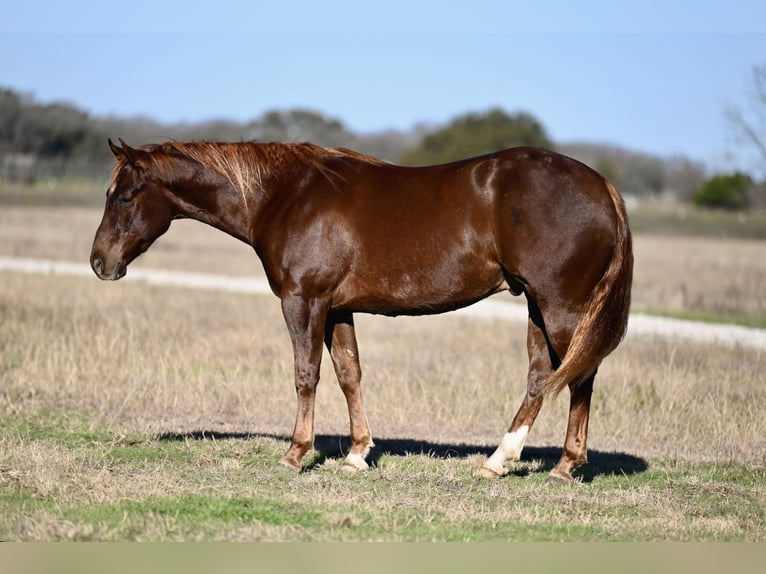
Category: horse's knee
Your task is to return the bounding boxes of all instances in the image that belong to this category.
[293,363,320,392]
[526,375,547,398]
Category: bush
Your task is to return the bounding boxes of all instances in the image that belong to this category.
[400,108,553,166]
[693,172,752,210]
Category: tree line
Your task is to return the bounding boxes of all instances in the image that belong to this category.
[0,85,757,208]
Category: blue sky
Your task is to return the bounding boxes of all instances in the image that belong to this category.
[2,1,766,173]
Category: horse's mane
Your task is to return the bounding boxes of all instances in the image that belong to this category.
[115,141,386,208]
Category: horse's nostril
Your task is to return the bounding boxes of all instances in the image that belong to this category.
[91,255,104,276]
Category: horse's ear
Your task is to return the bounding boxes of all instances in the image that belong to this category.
[117,138,140,167]
[108,138,123,159]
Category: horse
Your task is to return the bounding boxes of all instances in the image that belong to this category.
[90,138,633,483]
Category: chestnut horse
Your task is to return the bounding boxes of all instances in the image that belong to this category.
[91,139,632,483]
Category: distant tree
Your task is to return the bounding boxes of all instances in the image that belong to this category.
[400,108,553,166]
[593,157,621,187]
[245,109,353,148]
[15,102,90,158]
[694,172,752,210]
[560,142,671,197]
[350,128,424,163]
[620,153,666,196]
[183,119,250,142]
[1,84,716,196]
[726,65,766,183]
[0,88,23,149]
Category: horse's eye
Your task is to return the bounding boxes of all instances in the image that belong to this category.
[117,195,134,207]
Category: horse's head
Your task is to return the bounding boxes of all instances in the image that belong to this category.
[90,139,175,280]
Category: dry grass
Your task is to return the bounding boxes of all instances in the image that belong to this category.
[2,271,763,465]
[1,204,764,461]
[1,205,765,540]
[0,205,256,275]
[1,270,764,541]
[633,235,766,325]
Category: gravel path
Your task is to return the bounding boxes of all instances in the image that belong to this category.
[3,256,765,351]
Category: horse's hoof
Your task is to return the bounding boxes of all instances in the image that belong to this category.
[546,471,573,485]
[340,455,369,472]
[479,465,507,479]
[273,462,301,474]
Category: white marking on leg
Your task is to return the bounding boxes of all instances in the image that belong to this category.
[482,425,529,476]
[343,452,369,471]
[341,444,372,472]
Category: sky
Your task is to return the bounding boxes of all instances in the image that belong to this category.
[2,1,766,173]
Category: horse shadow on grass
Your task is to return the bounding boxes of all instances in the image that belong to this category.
[157,430,648,482]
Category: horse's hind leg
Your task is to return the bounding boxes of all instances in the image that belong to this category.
[481,306,598,483]
[548,372,596,484]
[480,317,551,478]
[324,311,374,471]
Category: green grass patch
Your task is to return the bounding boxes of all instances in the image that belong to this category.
[0,353,23,376]
[113,496,320,527]
[72,495,324,541]
[1,413,764,541]
[0,412,113,446]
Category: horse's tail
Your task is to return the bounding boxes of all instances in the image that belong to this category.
[545,180,634,397]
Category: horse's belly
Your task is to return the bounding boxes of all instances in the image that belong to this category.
[332,266,508,316]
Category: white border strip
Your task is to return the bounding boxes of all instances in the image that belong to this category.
[2,256,765,351]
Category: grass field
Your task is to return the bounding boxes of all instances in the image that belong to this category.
[1,199,765,541]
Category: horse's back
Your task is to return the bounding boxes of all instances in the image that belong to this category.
[365,147,619,300]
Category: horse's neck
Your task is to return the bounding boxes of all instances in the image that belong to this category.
[166,146,314,245]
[171,170,255,245]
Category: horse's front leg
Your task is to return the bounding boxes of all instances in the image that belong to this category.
[276,291,330,472]
[324,310,374,471]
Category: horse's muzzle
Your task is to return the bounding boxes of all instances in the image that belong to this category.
[91,255,125,281]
